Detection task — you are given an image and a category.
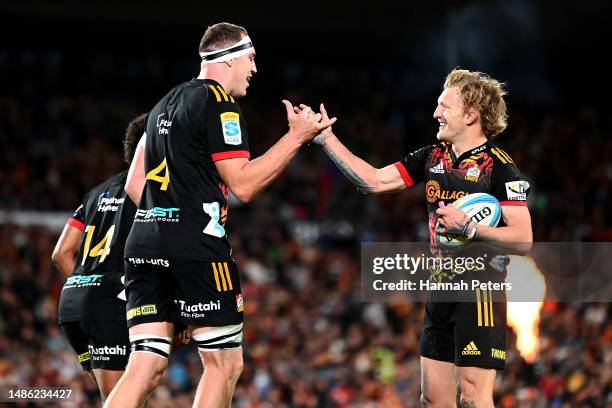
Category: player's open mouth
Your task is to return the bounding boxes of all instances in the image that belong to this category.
[438,121,447,128]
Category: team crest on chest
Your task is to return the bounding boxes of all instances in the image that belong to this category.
[465,165,481,182]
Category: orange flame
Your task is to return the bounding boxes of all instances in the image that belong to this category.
[506,256,546,363]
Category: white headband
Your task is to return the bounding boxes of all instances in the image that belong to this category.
[199,36,254,64]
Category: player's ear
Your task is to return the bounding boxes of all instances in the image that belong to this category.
[465,109,478,126]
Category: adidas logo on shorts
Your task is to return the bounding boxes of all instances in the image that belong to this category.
[462,341,482,356]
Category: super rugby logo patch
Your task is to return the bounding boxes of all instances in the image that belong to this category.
[220,112,241,145]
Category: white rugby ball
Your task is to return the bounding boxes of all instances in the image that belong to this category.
[436,193,501,247]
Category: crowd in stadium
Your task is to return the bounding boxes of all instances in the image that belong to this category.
[0,50,610,407]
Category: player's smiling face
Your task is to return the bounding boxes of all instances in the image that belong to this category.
[230,49,256,98]
[433,87,466,143]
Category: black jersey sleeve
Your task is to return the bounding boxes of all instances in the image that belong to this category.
[393,145,435,188]
[205,85,250,162]
[67,202,86,231]
[490,157,530,207]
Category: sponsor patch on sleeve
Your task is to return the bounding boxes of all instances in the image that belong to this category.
[220,112,241,145]
[505,180,529,201]
[236,293,244,312]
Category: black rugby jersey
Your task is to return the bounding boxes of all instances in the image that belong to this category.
[58,170,136,323]
[395,140,530,248]
[125,79,250,261]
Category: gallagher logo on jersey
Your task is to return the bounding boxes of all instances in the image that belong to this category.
[220,112,241,145]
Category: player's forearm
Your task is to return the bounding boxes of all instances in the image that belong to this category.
[231,132,303,202]
[52,253,76,278]
[474,225,533,255]
[320,134,380,194]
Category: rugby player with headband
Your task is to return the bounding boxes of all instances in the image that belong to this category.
[199,35,254,64]
[104,23,335,408]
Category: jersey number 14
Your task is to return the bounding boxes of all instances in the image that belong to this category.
[81,225,115,264]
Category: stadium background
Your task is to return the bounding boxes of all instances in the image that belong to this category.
[0,1,610,406]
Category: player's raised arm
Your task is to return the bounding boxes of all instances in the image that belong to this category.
[125,132,146,205]
[123,114,148,205]
[313,103,407,194]
[215,100,336,203]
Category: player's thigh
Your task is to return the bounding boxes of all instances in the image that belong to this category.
[420,356,456,404]
[173,259,244,327]
[59,321,92,371]
[88,320,130,371]
[419,300,456,364]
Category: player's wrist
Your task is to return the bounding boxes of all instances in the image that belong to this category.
[286,130,310,146]
[461,219,477,240]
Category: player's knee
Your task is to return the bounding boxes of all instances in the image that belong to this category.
[457,370,493,407]
[420,374,456,407]
[420,392,433,407]
[458,378,480,407]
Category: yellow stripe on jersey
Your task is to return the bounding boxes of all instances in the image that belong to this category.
[217,85,234,103]
[491,147,514,164]
[482,289,489,326]
[476,288,482,327]
[217,262,228,290]
[223,262,233,290]
[212,262,222,291]
[500,149,513,163]
[209,85,222,102]
[489,289,494,327]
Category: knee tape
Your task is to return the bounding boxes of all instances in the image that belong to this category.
[193,323,243,352]
[129,334,172,358]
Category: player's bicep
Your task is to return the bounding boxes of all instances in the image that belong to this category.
[500,205,533,242]
[375,164,410,193]
[214,157,249,196]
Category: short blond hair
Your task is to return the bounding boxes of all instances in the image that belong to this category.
[199,22,248,53]
[444,68,508,138]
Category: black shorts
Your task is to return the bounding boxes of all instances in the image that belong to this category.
[419,287,507,370]
[124,257,243,328]
[60,320,130,371]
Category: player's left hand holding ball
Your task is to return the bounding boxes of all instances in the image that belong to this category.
[435,201,469,235]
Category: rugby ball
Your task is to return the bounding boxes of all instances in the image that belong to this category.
[436,193,501,247]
